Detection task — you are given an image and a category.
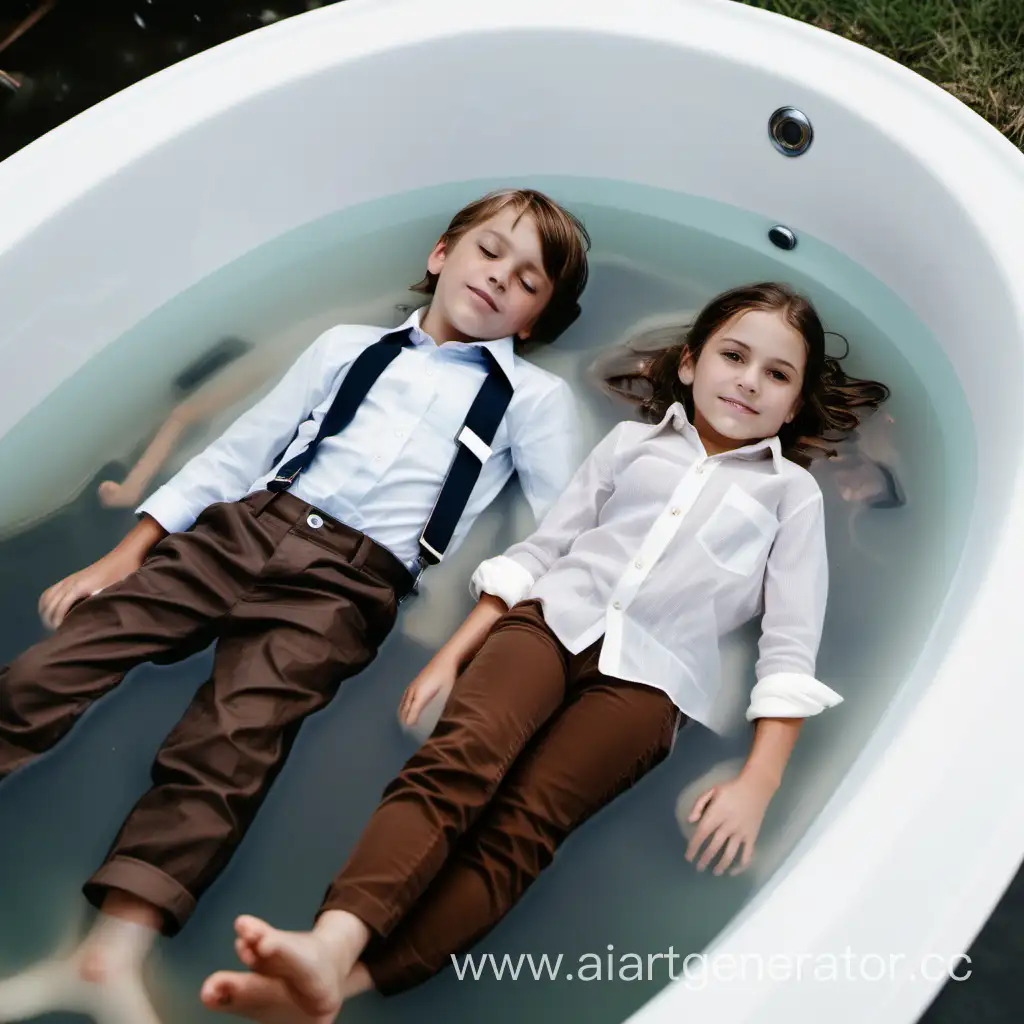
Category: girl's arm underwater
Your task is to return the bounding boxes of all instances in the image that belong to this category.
[400,422,628,728]
[684,486,841,875]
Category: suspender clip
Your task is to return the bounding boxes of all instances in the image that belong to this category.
[418,533,445,566]
[267,468,301,493]
[457,425,493,463]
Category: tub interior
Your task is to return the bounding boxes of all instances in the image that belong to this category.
[0,175,974,1022]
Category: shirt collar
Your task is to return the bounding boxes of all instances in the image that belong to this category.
[651,401,784,472]
[398,306,518,385]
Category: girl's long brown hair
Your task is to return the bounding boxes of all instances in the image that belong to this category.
[598,282,891,467]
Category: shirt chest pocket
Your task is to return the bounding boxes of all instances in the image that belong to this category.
[696,484,778,576]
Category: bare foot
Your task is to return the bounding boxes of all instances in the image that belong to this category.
[201,971,337,1024]
[0,959,74,1022]
[77,940,140,985]
[0,952,162,1024]
[202,913,369,1021]
[341,962,374,999]
[78,896,161,983]
[199,963,374,1024]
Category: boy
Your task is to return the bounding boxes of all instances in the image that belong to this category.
[0,188,590,1022]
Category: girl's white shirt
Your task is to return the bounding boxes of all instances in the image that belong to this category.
[471,403,841,734]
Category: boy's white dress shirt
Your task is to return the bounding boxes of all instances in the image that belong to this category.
[139,308,581,570]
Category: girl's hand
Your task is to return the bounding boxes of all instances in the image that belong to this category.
[398,655,459,728]
[684,771,777,876]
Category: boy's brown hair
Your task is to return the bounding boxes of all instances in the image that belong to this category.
[411,188,591,346]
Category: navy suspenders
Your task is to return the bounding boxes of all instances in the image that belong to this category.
[267,327,514,574]
[268,329,413,490]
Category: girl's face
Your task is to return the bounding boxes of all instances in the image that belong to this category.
[678,308,806,455]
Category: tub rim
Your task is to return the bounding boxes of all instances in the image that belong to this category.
[0,1,1023,1020]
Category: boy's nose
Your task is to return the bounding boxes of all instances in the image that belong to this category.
[492,257,514,281]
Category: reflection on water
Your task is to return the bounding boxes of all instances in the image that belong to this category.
[0,184,968,1023]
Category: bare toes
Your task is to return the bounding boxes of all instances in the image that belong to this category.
[201,970,312,1023]
[235,915,269,941]
[201,971,244,1009]
[236,936,260,970]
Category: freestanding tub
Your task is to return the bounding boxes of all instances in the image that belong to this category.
[0,0,1022,1022]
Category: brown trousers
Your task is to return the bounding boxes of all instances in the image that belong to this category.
[320,599,683,994]
[0,490,411,933]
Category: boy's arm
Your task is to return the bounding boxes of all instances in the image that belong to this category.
[38,328,352,630]
[471,415,624,609]
[137,328,345,535]
[39,514,167,629]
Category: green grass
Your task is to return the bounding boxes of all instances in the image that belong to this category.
[735,0,1024,148]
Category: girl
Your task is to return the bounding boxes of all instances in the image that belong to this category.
[200,282,890,1024]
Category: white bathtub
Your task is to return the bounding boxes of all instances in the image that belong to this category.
[0,0,1022,1021]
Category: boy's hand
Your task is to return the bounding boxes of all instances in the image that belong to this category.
[684,772,776,876]
[38,549,143,630]
[398,656,458,728]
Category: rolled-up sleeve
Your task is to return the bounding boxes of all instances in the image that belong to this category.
[137,327,342,533]
[468,555,538,609]
[471,421,624,607]
[747,490,842,721]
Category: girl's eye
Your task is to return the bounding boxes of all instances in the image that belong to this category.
[723,351,741,361]
[480,246,497,258]
[521,278,537,295]
[770,370,789,382]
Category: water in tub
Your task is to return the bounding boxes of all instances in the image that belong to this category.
[0,178,972,1023]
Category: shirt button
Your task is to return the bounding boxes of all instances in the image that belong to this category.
[612,600,621,610]
[696,464,705,475]
[634,559,643,570]
[374,455,382,462]
[395,430,404,438]
[670,507,681,516]
[306,514,323,529]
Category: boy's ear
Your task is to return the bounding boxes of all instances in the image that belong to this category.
[426,238,447,277]
[517,312,540,342]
